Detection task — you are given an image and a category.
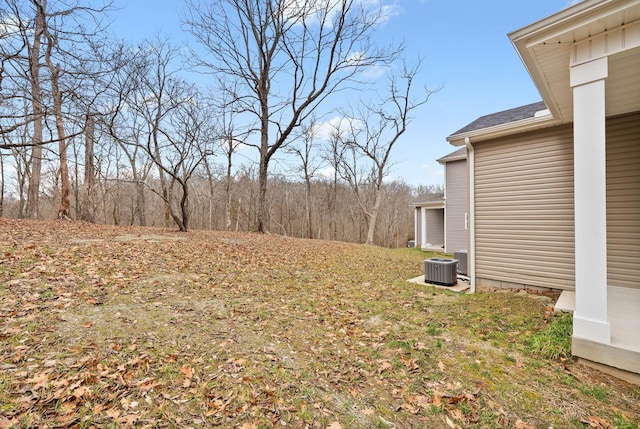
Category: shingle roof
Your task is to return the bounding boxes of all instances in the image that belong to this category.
[436,147,466,163]
[451,101,547,136]
[411,193,444,207]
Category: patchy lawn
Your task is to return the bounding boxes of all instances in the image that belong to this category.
[1,219,638,429]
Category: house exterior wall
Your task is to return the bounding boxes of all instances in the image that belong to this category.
[471,113,640,293]
[444,159,468,253]
[473,124,576,291]
[606,112,640,290]
[425,208,445,249]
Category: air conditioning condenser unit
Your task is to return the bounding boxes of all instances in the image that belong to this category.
[424,258,458,286]
[454,250,468,276]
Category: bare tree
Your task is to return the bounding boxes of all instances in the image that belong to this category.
[98,41,154,226]
[320,126,347,240]
[42,23,71,218]
[212,81,254,231]
[1,0,112,219]
[287,120,325,239]
[110,39,217,231]
[184,0,401,233]
[157,91,216,232]
[23,1,45,218]
[338,62,435,245]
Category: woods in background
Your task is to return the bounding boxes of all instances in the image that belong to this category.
[0,0,442,247]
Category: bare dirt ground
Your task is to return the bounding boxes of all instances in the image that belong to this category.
[1,219,638,428]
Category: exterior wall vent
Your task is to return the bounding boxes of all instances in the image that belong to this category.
[424,258,458,286]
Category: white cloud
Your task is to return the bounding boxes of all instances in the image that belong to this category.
[416,161,444,186]
[313,115,364,141]
[316,165,336,180]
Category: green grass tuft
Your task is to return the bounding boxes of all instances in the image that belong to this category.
[524,312,573,360]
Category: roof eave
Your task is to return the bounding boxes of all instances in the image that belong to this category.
[436,154,466,164]
[446,113,560,146]
[507,1,599,123]
[411,201,445,209]
[507,0,640,123]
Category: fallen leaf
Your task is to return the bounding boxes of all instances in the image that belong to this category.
[106,408,120,419]
[584,416,612,428]
[327,423,342,429]
[26,371,50,390]
[72,385,92,399]
[448,408,464,421]
[120,414,139,427]
[376,360,392,374]
[432,390,442,406]
[400,402,418,414]
[180,364,193,378]
[415,395,430,408]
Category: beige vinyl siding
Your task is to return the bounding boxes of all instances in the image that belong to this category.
[474,124,575,290]
[425,208,444,248]
[607,112,640,290]
[444,159,468,253]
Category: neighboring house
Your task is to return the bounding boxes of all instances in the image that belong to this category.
[446,0,640,379]
[412,148,468,254]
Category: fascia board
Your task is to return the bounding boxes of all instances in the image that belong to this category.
[514,0,640,48]
[412,201,445,209]
[436,154,466,164]
[508,0,610,45]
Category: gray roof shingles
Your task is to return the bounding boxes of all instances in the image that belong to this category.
[437,147,466,163]
[450,101,547,136]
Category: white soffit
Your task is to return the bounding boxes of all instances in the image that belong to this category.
[510,0,640,123]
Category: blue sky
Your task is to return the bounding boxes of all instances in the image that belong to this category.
[109,0,577,187]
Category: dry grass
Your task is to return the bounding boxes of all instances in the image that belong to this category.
[1,218,639,428]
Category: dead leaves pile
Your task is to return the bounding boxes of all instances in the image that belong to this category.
[1,219,639,428]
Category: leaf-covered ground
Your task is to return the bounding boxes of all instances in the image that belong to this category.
[1,219,639,428]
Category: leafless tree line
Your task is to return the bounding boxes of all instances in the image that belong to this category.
[0,0,441,246]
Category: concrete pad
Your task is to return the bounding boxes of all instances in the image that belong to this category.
[407,275,470,293]
[554,290,575,313]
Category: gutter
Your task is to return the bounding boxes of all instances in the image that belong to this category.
[464,137,476,293]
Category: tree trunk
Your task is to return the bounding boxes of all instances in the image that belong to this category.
[167,179,188,232]
[80,115,95,222]
[225,150,233,231]
[26,2,45,219]
[153,133,171,227]
[179,183,189,232]
[136,181,146,226]
[256,154,269,233]
[47,61,70,219]
[304,178,313,239]
[365,187,383,245]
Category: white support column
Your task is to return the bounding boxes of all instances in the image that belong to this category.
[414,207,419,247]
[420,207,428,250]
[571,57,611,344]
